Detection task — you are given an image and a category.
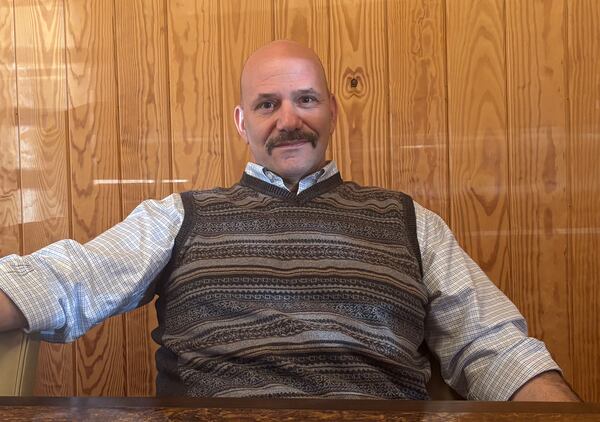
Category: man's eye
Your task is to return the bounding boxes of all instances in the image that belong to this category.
[257,101,275,110]
[299,96,317,104]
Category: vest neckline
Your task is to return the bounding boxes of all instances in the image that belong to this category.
[239,172,343,202]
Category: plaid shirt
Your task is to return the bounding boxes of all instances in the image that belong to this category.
[0,161,559,400]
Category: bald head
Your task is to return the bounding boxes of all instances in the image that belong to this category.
[240,40,329,103]
[233,40,337,187]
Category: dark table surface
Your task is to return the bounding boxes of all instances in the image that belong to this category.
[1,396,600,421]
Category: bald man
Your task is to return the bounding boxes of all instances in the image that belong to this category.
[0,41,579,401]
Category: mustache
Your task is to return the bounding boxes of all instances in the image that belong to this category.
[265,130,318,155]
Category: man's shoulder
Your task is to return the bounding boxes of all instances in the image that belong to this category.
[178,182,259,205]
[338,180,414,202]
[180,183,245,197]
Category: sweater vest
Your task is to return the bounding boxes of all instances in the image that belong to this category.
[152,173,430,399]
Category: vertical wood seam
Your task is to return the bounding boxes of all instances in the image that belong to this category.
[327,0,331,88]
[383,0,391,189]
[327,0,333,175]
[218,0,226,186]
[326,0,331,88]
[111,0,127,396]
[111,0,124,220]
[442,0,452,225]
[11,0,24,257]
[60,0,77,395]
[61,0,73,247]
[218,0,225,187]
[385,0,390,188]
[164,0,174,193]
[271,0,275,41]
[501,0,513,300]
[563,0,575,379]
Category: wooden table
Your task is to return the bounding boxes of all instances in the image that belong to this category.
[1,397,599,421]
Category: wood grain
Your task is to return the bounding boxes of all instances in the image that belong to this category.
[14,0,74,396]
[567,0,600,403]
[273,0,329,66]
[445,0,510,287]
[64,0,125,396]
[219,0,273,186]
[0,1,20,257]
[505,0,572,382]
[114,0,172,396]
[168,0,223,192]
[4,0,600,402]
[386,0,448,219]
[329,0,389,187]
[2,397,600,421]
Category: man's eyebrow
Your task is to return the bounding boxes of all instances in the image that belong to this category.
[250,93,278,105]
[250,89,322,106]
[293,88,321,97]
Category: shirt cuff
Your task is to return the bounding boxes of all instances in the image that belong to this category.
[0,254,66,335]
[469,337,561,400]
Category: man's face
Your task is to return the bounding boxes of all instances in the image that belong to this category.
[234,54,337,186]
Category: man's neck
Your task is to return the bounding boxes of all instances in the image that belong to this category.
[244,161,338,195]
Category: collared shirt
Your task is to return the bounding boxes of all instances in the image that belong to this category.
[245,161,338,193]
[0,161,559,400]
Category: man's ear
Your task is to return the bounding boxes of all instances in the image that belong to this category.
[329,93,338,134]
[234,105,248,143]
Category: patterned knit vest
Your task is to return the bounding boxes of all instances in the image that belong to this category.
[152,173,430,399]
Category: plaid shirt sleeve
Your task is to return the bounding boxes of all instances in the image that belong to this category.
[0,193,184,343]
[415,202,561,400]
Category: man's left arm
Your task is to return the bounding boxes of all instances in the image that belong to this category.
[414,202,579,401]
[510,371,580,401]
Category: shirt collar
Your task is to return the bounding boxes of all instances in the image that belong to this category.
[244,161,339,194]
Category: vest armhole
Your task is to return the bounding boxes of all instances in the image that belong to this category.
[401,194,423,277]
[154,191,196,296]
[172,190,196,264]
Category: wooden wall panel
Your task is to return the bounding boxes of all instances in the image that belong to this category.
[14,0,74,396]
[220,0,273,186]
[114,0,172,396]
[0,2,20,257]
[445,0,510,287]
[273,0,329,68]
[168,0,223,192]
[568,0,600,402]
[505,0,572,380]
[64,0,125,395]
[329,0,389,187]
[2,0,600,402]
[386,0,448,219]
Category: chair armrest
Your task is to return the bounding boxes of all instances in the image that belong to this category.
[0,331,40,396]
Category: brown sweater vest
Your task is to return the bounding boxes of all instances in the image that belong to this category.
[152,173,430,399]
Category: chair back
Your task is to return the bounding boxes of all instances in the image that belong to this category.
[0,330,39,396]
[425,346,463,400]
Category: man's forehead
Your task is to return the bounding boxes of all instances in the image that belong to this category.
[243,40,323,69]
[240,41,329,101]
[246,57,321,84]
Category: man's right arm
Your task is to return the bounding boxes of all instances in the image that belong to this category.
[0,289,26,331]
[0,193,184,342]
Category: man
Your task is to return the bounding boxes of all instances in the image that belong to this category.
[0,41,579,401]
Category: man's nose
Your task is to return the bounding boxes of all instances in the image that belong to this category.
[276,101,302,131]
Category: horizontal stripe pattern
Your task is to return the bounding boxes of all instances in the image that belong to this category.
[154,176,429,399]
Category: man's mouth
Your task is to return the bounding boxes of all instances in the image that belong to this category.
[274,139,309,148]
[266,130,318,155]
